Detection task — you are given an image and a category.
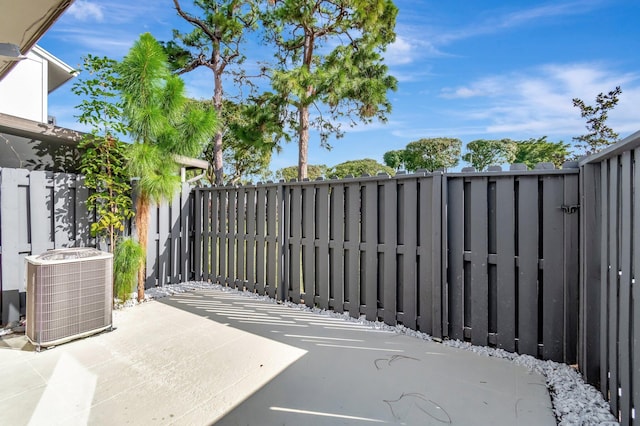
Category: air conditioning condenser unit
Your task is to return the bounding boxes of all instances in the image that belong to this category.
[25,248,113,350]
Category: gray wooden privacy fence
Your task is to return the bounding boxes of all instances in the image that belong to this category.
[579,130,640,425]
[0,168,92,324]
[192,166,580,364]
[0,168,191,324]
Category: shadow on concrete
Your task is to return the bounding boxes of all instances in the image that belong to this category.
[159,288,556,426]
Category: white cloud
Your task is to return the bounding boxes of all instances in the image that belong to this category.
[67,1,104,22]
[435,1,604,45]
[385,36,414,66]
[437,63,640,138]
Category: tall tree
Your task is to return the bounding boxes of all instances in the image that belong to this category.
[573,86,622,156]
[166,0,257,185]
[262,0,398,179]
[328,158,394,179]
[403,137,461,172]
[462,139,517,171]
[118,33,217,301]
[513,137,570,169]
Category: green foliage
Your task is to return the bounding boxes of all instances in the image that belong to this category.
[573,86,622,156]
[383,150,406,171]
[276,164,327,182]
[328,159,394,179]
[113,238,144,303]
[261,0,398,179]
[118,32,217,301]
[71,55,134,251]
[513,137,571,169]
[213,98,282,184]
[118,33,217,201]
[462,139,517,171]
[402,138,462,172]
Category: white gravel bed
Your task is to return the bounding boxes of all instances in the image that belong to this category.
[116,281,619,426]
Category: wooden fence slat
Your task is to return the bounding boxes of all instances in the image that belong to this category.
[517,176,539,357]
[633,148,640,425]
[447,177,464,340]
[329,184,345,312]
[599,162,610,397]
[302,186,315,307]
[608,157,619,415]
[401,179,417,328]
[496,177,516,352]
[194,189,202,280]
[430,174,444,338]
[75,175,90,247]
[246,187,257,291]
[209,190,217,282]
[203,190,211,280]
[29,171,52,256]
[228,188,237,288]
[563,174,580,364]
[542,175,565,361]
[383,180,397,325]
[470,177,489,346]
[579,163,601,385]
[288,186,301,302]
[363,181,378,321]
[181,184,191,282]
[282,186,291,300]
[266,186,278,298]
[618,151,632,424]
[316,184,330,309]
[237,188,246,289]
[158,200,170,286]
[0,169,28,323]
[170,190,182,283]
[53,173,74,248]
[146,201,158,289]
[345,182,360,318]
[219,190,228,285]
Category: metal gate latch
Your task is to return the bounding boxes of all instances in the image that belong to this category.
[560,204,580,214]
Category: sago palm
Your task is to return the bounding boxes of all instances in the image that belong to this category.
[118,33,217,301]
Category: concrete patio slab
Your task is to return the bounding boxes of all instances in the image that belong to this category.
[0,288,556,425]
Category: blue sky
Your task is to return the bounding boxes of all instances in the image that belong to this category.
[40,0,640,172]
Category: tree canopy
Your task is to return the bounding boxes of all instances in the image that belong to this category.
[328,159,394,179]
[276,164,327,182]
[261,0,398,179]
[462,139,517,171]
[513,137,570,169]
[165,0,257,185]
[398,137,462,172]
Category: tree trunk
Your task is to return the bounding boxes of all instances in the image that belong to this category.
[136,193,150,302]
[298,104,309,180]
[213,131,223,186]
[298,31,314,181]
[213,45,224,186]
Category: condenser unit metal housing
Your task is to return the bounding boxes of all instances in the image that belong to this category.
[25,248,113,350]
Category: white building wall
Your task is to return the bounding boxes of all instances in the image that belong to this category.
[0,51,48,123]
